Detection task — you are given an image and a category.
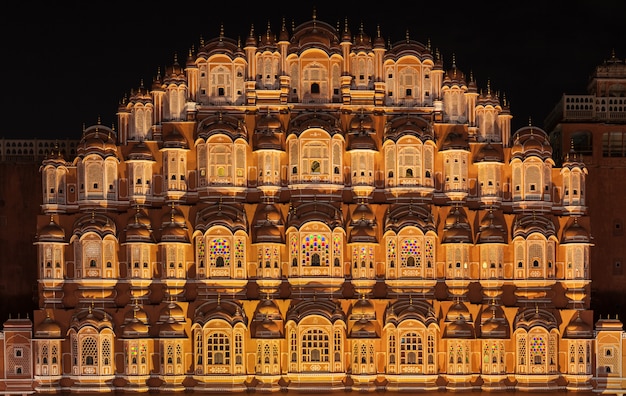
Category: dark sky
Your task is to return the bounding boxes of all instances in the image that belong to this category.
[4,1,625,140]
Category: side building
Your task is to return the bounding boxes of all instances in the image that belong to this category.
[545,50,626,320]
[0,14,625,395]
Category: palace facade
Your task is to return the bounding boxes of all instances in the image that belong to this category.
[1,12,625,395]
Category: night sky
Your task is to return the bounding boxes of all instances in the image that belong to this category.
[5,0,626,140]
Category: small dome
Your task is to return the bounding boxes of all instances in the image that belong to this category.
[256,319,281,335]
[477,210,507,244]
[446,301,472,322]
[442,207,473,244]
[561,218,590,243]
[351,318,377,336]
[441,129,469,151]
[160,207,189,242]
[254,132,282,150]
[444,316,474,338]
[256,299,281,319]
[256,111,283,132]
[77,125,118,157]
[352,203,375,222]
[126,141,154,161]
[474,142,504,163]
[510,126,552,160]
[159,319,185,336]
[349,113,374,132]
[351,298,375,319]
[124,210,154,242]
[480,306,509,338]
[162,129,189,149]
[38,217,65,242]
[122,317,150,337]
[34,314,62,338]
[565,313,593,338]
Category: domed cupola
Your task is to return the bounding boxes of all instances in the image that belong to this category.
[385,30,432,62]
[476,80,500,107]
[479,303,509,338]
[123,208,154,243]
[442,206,473,244]
[348,202,377,244]
[474,141,504,163]
[347,112,377,151]
[151,68,164,93]
[442,57,467,88]
[252,202,285,244]
[34,310,62,338]
[159,205,189,243]
[77,124,118,158]
[251,298,283,338]
[562,140,587,171]
[512,212,556,239]
[340,17,352,43]
[476,210,507,245]
[121,304,150,338]
[286,201,344,230]
[444,313,475,338]
[440,126,469,151]
[163,53,186,85]
[128,80,152,105]
[561,217,590,244]
[373,24,385,49]
[158,301,186,337]
[41,145,67,166]
[126,140,155,161]
[510,125,553,161]
[38,215,66,242]
[352,22,372,51]
[288,9,341,54]
[258,20,277,51]
[351,296,376,320]
[245,23,258,48]
[384,202,436,234]
[385,115,433,141]
[162,128,189,150]
[197,112,247,141]
[253,110,284,151]
[278,17,290,42]
[564,311,593,339]
[195,23,242,60]
[73,211,117,238]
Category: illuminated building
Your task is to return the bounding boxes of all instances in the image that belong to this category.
[1,12,625,395]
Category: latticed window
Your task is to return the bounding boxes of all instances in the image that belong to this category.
[387,239,396,267]
[518,336,526,365]
[388,334,396,364]
[400,332,422,364]
[334,329,342,362]
[195,331,203,365]
[41,344,48,364]
[235,333,243,364]
[301,329,329,362]
[81,337,97,366]
[401,238,422,267]
[210,238,231,267]
[207,332,230,365]
[51,344,58,364]
[530,336,545,365]
[290,330,297,362]
[102,338,111,365]
[301,234,329,266]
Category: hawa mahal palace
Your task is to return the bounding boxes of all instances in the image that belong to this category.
[1,11,625,396]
